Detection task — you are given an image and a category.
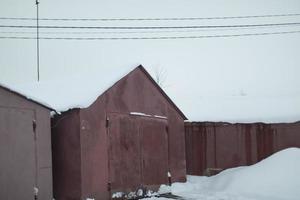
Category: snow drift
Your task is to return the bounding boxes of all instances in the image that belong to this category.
[210,147,300,199]
[159,148,300,200]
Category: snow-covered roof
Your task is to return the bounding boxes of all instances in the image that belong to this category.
[0,65,187,119]
[0,65,139,112]
[1,64,299,123]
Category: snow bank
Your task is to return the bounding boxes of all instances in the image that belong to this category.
[210,148,300,199]
[163,148,300,200]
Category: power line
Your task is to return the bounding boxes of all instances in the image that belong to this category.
[0,25,297,35]
[0,13,300,21]
[1,22,300,30]
[0,30,299,40]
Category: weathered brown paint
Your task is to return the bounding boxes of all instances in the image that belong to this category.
[51,109,82,199]
[51,66,186,200]
[107,113,169,193]
[0,107,35,199]
[0,86,53,200]
[140,116,169,186]
[185,121,300,175]
[108,113,142,191]
[184,123,207,175]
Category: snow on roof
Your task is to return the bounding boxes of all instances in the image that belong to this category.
[166,89,300,123]
[0,65,138,112]
[1,64,299,123]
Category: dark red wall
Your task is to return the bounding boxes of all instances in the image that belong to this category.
[80,67,186,199]
[185,121,300,175]
[52,67,186,200]
[51,109,81,199]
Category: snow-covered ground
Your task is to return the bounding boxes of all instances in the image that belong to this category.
[147,148,300,200]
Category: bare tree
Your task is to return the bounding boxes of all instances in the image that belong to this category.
[154,66,167,88]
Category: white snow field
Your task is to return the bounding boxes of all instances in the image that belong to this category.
[148,148,300,200]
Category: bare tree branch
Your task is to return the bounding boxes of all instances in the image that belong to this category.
[154,66,167,88]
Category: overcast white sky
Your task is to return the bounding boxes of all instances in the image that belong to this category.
[0,0,300,122]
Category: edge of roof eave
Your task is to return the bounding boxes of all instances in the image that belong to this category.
[137,64,188,120]
[0,84,55,112]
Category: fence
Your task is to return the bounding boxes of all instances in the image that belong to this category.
[185,121,300,175]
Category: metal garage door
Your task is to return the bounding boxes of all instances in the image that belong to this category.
[0,107,37,200]
[107,113,169,193]
[140,117,169,186]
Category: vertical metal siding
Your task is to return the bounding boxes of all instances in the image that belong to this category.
[185,121,300,175]
[52,67,186,200]
[0,108,36,200]
[0,87,53,200]
[107,113,169,193]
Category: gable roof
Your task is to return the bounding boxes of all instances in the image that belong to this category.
[137,65,187,120]
[0,65,187,119]
[0,81,53,111]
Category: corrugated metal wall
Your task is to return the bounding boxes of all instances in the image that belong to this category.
[185,121,300,175]
[0,87,53,200]
[52,67,186,200]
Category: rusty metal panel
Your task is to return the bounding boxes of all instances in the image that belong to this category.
[243,124,254,165]
[215,125,240,168]
[185,121,300,176]
[185,122,258,175]
[185,123,206,175]
[108,113,141,190]
[51,109,81,200]
[0,87,53,200]
[205,124,217,170]
[103,67,186,186]
[79,106,109,200]
[256,124,274,161]
[271,123,300,154]
[52,67,186,199]
[184,124,193,174]
[0,107,36,200]
[108,113,169,193]
[166,108,186,183]
[140,117,168,186]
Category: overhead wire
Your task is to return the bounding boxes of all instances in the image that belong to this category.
[1,22,300,30]
[1,13,300,40]
[1,24,299,35]
[0,30,299,40]
[0,13,300,21]
[0,23,298,35]
[0,22,300,31]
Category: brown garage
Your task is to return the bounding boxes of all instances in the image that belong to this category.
[0,84,53,200]
[185,121,300,176]
[51,65,187,200]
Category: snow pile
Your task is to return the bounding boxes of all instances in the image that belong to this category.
[112,192,124,198]
[112,189,159,199]
[210,148,300,199]
[157,148,300,200]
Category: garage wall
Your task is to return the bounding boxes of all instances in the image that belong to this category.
[0,87,52,200]
[185,121,300,175]
[79,67,186,199]
[51,109,81,200]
